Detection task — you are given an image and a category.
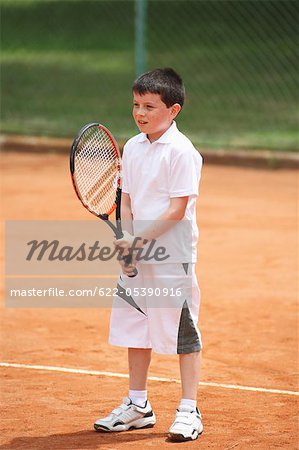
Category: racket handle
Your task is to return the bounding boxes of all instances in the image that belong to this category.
[123,254,138,278]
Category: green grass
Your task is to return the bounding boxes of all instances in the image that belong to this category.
[1,0,298,150]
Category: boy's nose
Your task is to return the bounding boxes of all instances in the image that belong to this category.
[137,107,146,116]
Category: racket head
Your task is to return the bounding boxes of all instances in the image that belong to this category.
[70,123,122,220]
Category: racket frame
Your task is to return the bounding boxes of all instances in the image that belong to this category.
[70,122,137,277]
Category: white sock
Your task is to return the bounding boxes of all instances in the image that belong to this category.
[129,389,147,407]
[179,398,197,410]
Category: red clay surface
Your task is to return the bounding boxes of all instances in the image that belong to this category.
[0,152,298,449]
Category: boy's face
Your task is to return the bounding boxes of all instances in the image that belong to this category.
[133,92,181,142]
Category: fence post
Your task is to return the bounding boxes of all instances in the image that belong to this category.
[135,0,147,77]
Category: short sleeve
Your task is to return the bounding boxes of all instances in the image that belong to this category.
[169,148,202,198]
[121,145,130,194]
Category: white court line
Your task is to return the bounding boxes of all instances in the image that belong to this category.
[1,362,298,397]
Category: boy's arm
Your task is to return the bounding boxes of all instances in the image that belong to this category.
[115,196,189,250]
[120,192,133,234]
[139,196,188,241]
[117,192,137,276]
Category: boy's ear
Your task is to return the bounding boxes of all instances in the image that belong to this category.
[171,103,182,117]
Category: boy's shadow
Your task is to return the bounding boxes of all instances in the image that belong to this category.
[0,429,171,450]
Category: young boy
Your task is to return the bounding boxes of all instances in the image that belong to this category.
[94,68,203,442]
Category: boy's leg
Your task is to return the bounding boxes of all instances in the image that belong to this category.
[179,351,201,399]
[94,268,156,433]
[128,348,152,408]
[128,348,152,390]
[168,351,203,441]
[94,347,155,432]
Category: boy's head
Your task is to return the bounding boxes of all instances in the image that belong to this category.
[132,68,185,142]
[133,68,185,108]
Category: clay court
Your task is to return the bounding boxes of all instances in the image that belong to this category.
[1,151,298,449]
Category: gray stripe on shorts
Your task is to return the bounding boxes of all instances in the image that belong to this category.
[177,300,201,354]
[182,263,189,275]
[116,283,146,316]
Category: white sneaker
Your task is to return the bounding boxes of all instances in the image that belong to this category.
[168,405,203,442]
[94,397,156,432]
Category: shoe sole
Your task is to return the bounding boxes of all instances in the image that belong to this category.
[94,422,155,433]
[168,429,203,442]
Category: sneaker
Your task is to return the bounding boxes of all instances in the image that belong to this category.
[168,405,203,442]
[94,397,156,432]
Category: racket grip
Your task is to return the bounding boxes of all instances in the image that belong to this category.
[123,254,138,278]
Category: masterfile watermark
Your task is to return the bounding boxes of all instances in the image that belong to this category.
[26,237,170,262]
[5,220,193,307]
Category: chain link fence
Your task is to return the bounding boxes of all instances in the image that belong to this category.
[1,0,298,150]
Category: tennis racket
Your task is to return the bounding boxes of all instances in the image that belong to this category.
[70,122,137,277]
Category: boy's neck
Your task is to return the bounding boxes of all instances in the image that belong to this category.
[146,121,174,143]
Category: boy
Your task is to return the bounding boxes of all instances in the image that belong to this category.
[94,68,203,442]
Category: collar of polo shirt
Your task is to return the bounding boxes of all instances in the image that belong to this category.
[136,121,178,144]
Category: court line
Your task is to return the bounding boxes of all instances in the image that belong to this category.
[1,362,298,397]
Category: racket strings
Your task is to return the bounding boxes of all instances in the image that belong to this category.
[89,171,117,209]
[85,164,115,203]
[74,126,120,215]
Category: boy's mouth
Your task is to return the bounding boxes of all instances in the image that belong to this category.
[138,120,148,125]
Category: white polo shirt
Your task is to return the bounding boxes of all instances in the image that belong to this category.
[122,121,202,263]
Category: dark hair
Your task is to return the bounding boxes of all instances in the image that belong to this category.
[133,68,185,108]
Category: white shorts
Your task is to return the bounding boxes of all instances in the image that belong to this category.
[109,263,202,355]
